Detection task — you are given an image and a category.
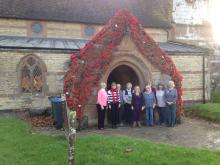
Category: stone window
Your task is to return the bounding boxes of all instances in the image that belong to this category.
[27,21,46,37]
[31,22,44,34]
[84,25,95,37]
[18,55,47,95]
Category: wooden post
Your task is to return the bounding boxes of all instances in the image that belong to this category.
[67,111,76,165]
[62,98,76,165]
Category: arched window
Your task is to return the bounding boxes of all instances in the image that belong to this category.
[18,55,47,95]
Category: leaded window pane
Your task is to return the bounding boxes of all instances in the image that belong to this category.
[21,65,31,93]
[33,66,43,92]
[27,57,36,66]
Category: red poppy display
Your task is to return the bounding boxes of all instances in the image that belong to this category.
[64,9,183,119]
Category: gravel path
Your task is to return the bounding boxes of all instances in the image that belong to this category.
[33,117,220,150]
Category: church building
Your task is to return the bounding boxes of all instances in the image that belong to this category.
[0,0,211,125]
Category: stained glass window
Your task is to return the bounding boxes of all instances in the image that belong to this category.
[20,55,45,94]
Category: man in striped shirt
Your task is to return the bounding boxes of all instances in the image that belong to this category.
[107,82,120,128]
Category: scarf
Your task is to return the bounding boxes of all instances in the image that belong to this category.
[111,88,119,103]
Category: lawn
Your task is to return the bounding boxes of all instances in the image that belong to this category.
[0,118,67,165]
[189,103,220,123]
[1,118,220,165]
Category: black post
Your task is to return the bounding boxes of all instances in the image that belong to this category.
[202,55,206,104]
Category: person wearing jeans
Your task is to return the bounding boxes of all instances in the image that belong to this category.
[145,80,158,124]
[96,82,108,130]
[143,85,156,126]
[164,81,178,127]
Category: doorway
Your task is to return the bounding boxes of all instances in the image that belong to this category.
[107,65,140,90]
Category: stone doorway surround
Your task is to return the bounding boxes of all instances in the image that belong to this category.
[84,35,154,126]
[101,35,153,91]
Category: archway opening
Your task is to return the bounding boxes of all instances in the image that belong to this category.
[107,65,140,90]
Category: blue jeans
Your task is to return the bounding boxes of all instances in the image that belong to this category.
[166,104,176,126]
[145,107,154,126]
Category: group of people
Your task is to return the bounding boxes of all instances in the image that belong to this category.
[96,80,178,130]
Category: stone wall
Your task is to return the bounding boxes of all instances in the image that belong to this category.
[0,50,69,110]
[173,0,209,25]
[0,18,211,125]
[0,18,168,42]
[0,35,210,115]
[170,24,213,46]
[171,0,213,46]
[172,55,210,102]
[172,0,215,94]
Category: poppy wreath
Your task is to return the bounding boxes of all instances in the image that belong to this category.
[64,9,183,119]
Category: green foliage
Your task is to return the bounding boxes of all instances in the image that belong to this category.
[1,118,220,165]
[190,103,220,122]
[0,118,67,165]
[211,92,220,103]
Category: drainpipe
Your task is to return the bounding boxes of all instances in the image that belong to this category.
[202,55,206,104]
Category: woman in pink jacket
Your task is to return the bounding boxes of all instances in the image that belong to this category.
[96,82,108,130]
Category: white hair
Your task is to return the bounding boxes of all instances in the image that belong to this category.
[145,85,151,89]
[126,82,132,88]
[145,85,152,92]
[100,82,106,89]
[168,81,175,87]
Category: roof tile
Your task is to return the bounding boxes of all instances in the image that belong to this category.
[0,0,171,28]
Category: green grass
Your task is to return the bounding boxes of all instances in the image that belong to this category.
[189,103,220,123]
[211,92,220,103]
[1,118,220,165]
[0,118,67,165]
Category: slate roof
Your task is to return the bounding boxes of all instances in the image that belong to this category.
[158,42,208,54]
[0,35,208,54]
[0,0,171,28]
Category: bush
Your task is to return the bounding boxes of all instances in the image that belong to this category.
[211,92,220,103]
[189,103,220,123]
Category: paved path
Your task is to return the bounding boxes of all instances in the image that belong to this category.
[33,117,220,150]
